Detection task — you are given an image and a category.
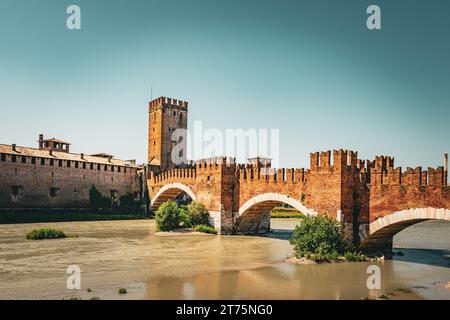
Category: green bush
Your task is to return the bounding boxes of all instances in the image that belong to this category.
[193,224,217,234]
[344,251,367,262]
[26,228,66,240]
[118,288,127,294]
[179,205,191,228]
[119,192,137,209]
[289,215,347,262]
[89,185,111,211]
[187,202,210,226]
[155,200,180,231]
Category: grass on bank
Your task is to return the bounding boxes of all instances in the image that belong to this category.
[26,228,66,240]
[193,224,217,234]
[271,207,305,218]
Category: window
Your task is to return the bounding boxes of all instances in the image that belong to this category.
[154,140,156,145]
[67,161,71,168]
[11,155,16,163]
[21,156,26,164]
[31,157,36,164]
[75,161,79,169]
[82,162,86,169]
[40,158,45,165]
[58,160,62,167]
[50,159,54,166]
[118,166,121,173]
[50,187,59,198]
[97,164,101,171]
[90,163,94,170]
[104,165,107,171]
[111,166,114,172]
[0,154,5,161]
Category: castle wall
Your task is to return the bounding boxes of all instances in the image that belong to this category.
[0,152,142,209]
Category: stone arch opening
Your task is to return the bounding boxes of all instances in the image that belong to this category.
[360,208,450,253]
[234,193,317,234]
[151,183,197,210]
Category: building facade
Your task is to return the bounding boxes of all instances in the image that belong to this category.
[0,135,142,210]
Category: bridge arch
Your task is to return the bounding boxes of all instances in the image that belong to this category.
[151,182,197,210]
[234,193,317,233]
[360,207,450,252]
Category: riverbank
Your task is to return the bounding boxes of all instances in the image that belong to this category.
[0,210,150,224]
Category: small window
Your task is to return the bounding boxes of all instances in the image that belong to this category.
[21,156,26,164]
[90,163,94,170]
[82,162,86,169]
[11,155,16,163]
[58,160,62,167]
[50,159,54,166]
[97,164,101,171]
[0,154,5,161]
[50,187,59,198]
[67,161,71,168]
[118,166,121,173]
[154,140,156,145]
[75,161,79,169]
[111,166,115,172]
[104,165,107,171]
[31,157,36,164]
[173,111,176,116]
[40,158,45,165]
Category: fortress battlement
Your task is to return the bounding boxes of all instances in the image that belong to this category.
[149,96,188,110]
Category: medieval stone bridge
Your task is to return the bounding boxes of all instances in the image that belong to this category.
[147,150,450,253]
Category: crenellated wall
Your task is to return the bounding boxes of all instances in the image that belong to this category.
[147,150,450,246]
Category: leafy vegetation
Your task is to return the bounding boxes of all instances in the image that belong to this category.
[193,224,217,234]
[155,200,215,234]
[155,200,181,231]
[289,215,364,262]
[118,288,127,294]
[26,228,66,240]
[89,185,111,211]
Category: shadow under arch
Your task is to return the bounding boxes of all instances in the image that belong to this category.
[234,193,317,234]
[360,207,450,253]
[151,182,197,210]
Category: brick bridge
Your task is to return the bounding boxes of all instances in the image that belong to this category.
[147,150,450,254]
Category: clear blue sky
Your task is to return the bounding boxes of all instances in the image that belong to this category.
[0,0,449,169]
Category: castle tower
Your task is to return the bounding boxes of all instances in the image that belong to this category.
[148,96,188,171]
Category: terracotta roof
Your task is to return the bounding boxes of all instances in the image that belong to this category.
[0,144,142,168]
[40,138,71,144]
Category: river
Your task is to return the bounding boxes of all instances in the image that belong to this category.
[0,219,449,300]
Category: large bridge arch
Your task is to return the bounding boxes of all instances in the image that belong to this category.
[151,182,197,210]
[360,207,450,253]
[234,193,317,233]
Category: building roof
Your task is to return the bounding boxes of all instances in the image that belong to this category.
[40,138,71,144]
[0,144,142,168]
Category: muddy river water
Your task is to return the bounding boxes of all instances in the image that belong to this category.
[0,219,449,300]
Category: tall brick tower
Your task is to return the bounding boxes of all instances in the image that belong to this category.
[148,96,188,171]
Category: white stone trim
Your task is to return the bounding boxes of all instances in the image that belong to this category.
[151,182,197,206]
[369,207,450,236]
[237,192,317,217]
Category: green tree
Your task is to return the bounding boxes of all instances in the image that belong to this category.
[289,215,348,262]
[187,202,210,226]
[119,192,137,209]
[88,185,110,211]
[155,200,181,231]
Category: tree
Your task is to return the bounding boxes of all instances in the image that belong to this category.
[289,215,348,262]
[155,200,181,231]
[187,202,210,226]
[88,185,110,211]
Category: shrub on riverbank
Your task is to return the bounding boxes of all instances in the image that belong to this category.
[26,228,66,240]
[289,215,351,262]
[193,224,217,234]
[155,201,180,231]
[155,200,214,234]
